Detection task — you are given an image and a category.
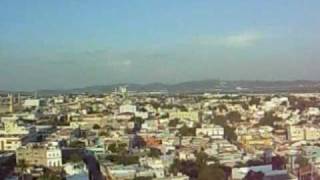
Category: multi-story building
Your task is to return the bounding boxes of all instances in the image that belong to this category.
[0,136,24,151]
[169,111,199,122]
[238,134,273,153]
[302,146,320,170]
[304,126,320,141]
[0,117,29,135]
[23,99,43,108]
[119,104,137,114]
[0,118,30,151]
[287,126,305,142]
[196,124,224,139]
[16,142,62,167]
[287,125,320,141]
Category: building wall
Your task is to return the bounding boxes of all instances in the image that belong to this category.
[119,105,137,113]
[287,126,304,142]
[0,136,22,151]
[46,148,62,167]
[16,144,62,167]
[23,99,42,108]
[287,126,320,141]
[0,119,29,135]
[17,147,47,166]
[196,126,224,138]
[169,111,199,121]
[305,127,320,140]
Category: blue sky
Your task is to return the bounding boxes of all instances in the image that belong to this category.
[0,0,319,90]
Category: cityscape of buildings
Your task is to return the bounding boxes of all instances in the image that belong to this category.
[1,86,320,180]
[1,1,319,180]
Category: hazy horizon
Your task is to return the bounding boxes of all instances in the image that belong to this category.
[1,1,320,91]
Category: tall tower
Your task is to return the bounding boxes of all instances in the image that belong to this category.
[8,94,14,113]
[18,93,21,105]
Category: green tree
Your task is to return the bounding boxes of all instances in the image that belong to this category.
[168,118,179,127]
[132,117,144,132]
[99,131,109,136]
[241,103,249,110]
[226,111,242,122]
[169,159,181,176]
[217,104,228,112]
[148,148,162,158]
[211,115,226,126]
[92,124,101,129]
[259,111,282,126]
[17,160,28,180]
[224,126,237,142]
[38,168,66,180]
[195,150,208,169]
[134,177,153,180]
[105,155,139,165]
[198,165,225,180]
[68,154,83,163]
[108,143,127,153]
[249,97,261,106]
[69,140,86,148]
[178,125,196,136]
[295,156,309,167]
[211,115,237,141]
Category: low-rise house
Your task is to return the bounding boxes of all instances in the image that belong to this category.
[177,148,196,161]
[302,146,320,170]
[0,118,31,151]
[196,124,224,139]
[106,164,138,180]
[0,135,26,151]
[287,125,320,142]
[169,111,200,122]
[238,134,273,153]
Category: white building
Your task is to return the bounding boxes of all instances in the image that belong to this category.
[119,104,137,114]
[23,99,43,108]
[0,136,24,151]
[0,118,30,151]
[196,124,224,139]
[47,142,63,167]
[0,117,29,135]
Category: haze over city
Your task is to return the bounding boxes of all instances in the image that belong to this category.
[1,1,320,91]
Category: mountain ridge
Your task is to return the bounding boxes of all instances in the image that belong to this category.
[2,80,320,95]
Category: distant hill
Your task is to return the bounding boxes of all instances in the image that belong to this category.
[34,80,320,95]
[2,80,320,96]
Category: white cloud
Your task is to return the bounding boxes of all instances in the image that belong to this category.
[194,32,263,48]
[223,32,262,47]
[107,59,132,67]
